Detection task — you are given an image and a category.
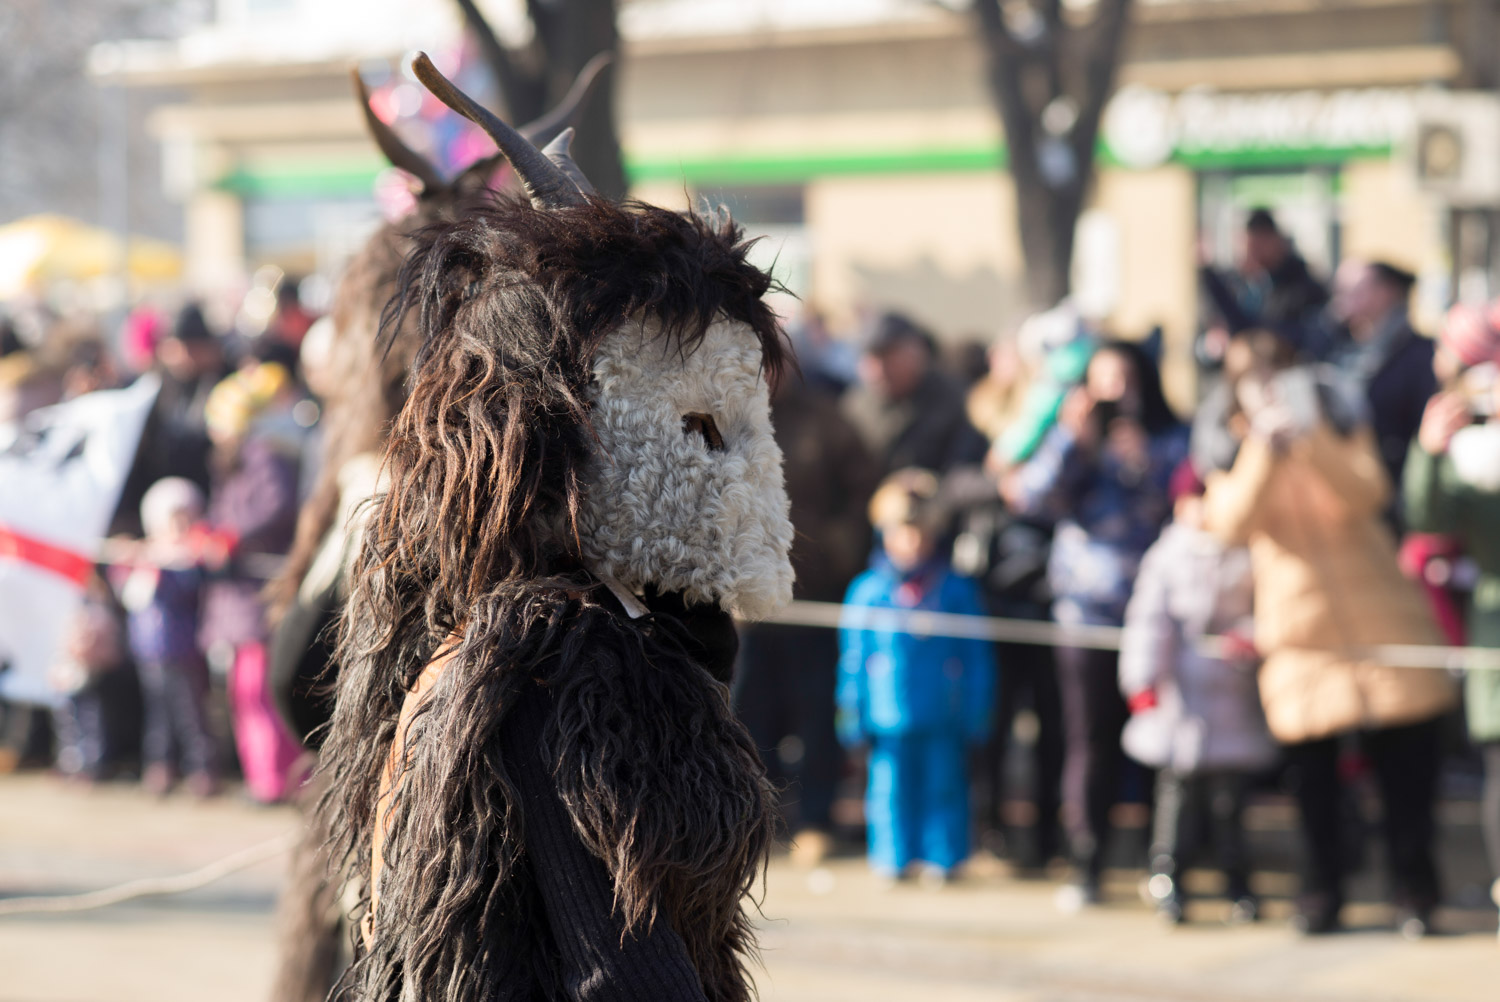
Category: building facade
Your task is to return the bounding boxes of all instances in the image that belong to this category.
[103,0,1500,400]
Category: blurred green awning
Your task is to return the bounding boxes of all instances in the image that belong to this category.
[211,138,1394,199]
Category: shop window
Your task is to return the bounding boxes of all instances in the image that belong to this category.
[1198,169,1341,279]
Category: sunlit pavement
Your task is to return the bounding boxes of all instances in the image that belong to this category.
[1,774,1495,1002]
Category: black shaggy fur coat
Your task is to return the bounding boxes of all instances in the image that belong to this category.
[316,194,787,1002]
[329,586,772,1002]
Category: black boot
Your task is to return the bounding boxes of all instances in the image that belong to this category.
[1392,891,1437,940]
[1292,891,1343,935]
[1225,872,1259,925]
[1148,853,1187,925]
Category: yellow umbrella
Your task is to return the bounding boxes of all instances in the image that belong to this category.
[0,214,182,297]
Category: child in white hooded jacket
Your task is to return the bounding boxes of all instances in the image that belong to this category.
[1120,461,1276,924]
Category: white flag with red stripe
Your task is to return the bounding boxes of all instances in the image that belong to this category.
[0,374,159,706]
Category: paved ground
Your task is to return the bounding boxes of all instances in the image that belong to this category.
[1,774,1496,1002]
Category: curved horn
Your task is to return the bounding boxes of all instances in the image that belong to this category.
[540,128,595,196]
[410,52,584,211]
[454,128,596,197]
[517,51,614,148]
[350,68,444,193]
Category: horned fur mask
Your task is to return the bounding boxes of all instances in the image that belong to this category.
[384,53,794,625]
[317,55,794,1002]
[268,55,612,621]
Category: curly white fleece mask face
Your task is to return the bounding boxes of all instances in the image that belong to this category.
[578,316,794,621]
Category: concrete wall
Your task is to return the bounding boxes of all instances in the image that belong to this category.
[1091,165,1200,407]
[802,171,1024,339]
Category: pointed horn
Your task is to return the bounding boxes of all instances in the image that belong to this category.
[350,68,444,193]
[410,51,584,211]
[518,51,614,148]
[540,128,595,196]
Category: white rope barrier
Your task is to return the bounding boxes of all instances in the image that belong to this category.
[93,540,285,580]
[64,546,1500,671]
[767,600,1125,651]
[2,606,1492,919]
[0,830,298,918]
[763,600,1500,672]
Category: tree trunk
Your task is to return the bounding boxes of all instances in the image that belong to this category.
[974,0,1133,312]
[1014,181,1084,310]
[456,0,628,200]
[538,0,627,200]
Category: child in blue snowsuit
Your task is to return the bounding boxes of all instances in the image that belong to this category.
[838,469,996,879]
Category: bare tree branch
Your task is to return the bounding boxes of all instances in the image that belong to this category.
[1071,0,1133,165]
[452,0,546,122]
[972,0,1134,308]
[974,0,1023,57]
[449,0,625,200]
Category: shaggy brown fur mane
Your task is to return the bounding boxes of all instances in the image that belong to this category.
[375,194,788,623]
[316,194,788,1002]
[266,172,501,621]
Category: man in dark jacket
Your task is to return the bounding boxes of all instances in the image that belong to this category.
[1330,260,1436,526]
[110,304,227,536]
[1197,208,1332,368]
[841,311,988,478]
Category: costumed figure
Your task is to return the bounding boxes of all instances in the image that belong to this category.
[266,58,612,1002]
[315,53,794,1002]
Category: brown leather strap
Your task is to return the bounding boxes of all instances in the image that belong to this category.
[363,634,464,948]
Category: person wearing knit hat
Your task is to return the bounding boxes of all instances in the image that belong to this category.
[1436,300,1500,383]
[842,310,988,478]
[204,360,291,444]
[198,357,304,804]
[838,468,996,884]
[1407,297,1500,928]
[867,467,948,536]
[1118,458,1271,925]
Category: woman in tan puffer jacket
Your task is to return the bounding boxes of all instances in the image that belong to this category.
[1201,330,1456,937]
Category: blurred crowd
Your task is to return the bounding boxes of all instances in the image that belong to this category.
[2,206,1500,940]
[1,281,321,803]
[742,207,1500,938]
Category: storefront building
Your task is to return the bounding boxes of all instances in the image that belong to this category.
[101,0,1500,399]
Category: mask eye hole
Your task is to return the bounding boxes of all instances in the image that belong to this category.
[682,412,724,451]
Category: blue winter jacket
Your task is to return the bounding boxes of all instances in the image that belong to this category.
[1009,421,1188,626]
[837,555,996,744]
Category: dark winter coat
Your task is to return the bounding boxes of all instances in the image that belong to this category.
[1009,421,1189,626]
[1331,311,1437,509]
[199,438,299,652]
[1258,251,1331,338]
[1197,252,1330,363]
[127,566,205,666]
[841,367,988,478]
[110,369,221,536]
[773,380,880,602]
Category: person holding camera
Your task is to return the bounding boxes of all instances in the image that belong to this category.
[1405,301,1500,929]
[1004,340,1187,907]
[1203,329,1456,937]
